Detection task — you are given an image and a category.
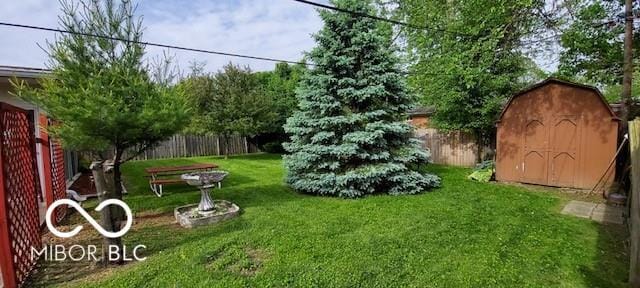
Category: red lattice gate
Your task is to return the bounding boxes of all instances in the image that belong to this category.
[0,103,42,288]
[49,136,67,224]
[38,115,68,226]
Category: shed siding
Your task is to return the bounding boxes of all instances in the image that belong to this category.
[409,115,431,128]
[496,81,618,190]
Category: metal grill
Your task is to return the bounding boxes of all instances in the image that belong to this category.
[50,138,67,223]
[0,103,41,287]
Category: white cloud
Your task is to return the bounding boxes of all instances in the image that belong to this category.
[0,0,324,73]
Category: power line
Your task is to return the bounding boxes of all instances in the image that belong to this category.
[292,0,568,50]
[0,21,559,75]
[0,22,310,66]
[290,0,475,37]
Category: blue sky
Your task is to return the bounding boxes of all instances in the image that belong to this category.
[0,0,557,73]
[0,0,325,73]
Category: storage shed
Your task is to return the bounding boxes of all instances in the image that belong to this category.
[496,78,619,190]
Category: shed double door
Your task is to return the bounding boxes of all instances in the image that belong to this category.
[522,116,580,187]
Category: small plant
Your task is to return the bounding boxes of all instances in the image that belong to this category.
[474,160,495,171]
[468,160,495,182]
[261,142,284,154]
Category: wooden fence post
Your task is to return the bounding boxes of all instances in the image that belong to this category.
[630,119,640,287]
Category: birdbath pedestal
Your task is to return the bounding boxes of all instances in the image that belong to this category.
[174,171,240,228]
[181,172,226,214]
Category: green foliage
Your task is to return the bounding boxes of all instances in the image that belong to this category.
[261,141,285,154]
[396,0,547,136]
[557,0,640,90]
[14,0,189,160]
[255,62,306,133]
[283,0,440,197]
[601,70,640,103]
[252,62,306,152]
[180,63,278,155]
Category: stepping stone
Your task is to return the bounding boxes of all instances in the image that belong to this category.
[591,204,624,225]
[561,201,596,219]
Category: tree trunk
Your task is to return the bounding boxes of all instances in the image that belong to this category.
[622,0,633,125]
[223,135,230,159]
[102,159,124,264]
[90,153,125,265]
[475,130,484,164]
[616,0,634,185]
[112,149,125,201]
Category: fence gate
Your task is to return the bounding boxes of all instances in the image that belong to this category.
[39,115,67,225]
[49,136,67,224]
[0,103,42,288]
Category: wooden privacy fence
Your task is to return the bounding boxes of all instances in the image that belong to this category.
[414,128,482,167]
[629,119,640,287]
[125,134,260,161]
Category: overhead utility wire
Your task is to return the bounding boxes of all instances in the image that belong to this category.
[290,0,475,37]
[292,0,569,49]
[0,21,559,73]
[0,22,310,66]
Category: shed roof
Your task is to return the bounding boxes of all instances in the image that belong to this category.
[408,106,435,117]
[497,78,619,122]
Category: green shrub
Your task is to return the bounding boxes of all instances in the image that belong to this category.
[262,142,284,154]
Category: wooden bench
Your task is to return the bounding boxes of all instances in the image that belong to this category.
[145,163,218,197]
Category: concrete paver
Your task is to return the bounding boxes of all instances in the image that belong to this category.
[561,200,624,224]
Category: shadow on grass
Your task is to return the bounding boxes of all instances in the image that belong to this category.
[123,183,300,214]
[580,223,629,287]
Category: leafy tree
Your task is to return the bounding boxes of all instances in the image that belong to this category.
[181,63,277,157]
[602,70,640,102]
[15,0,189,263]
[395,0,549,158]
[283,0,440,198]
[254,62,306,152]
[558,1,636,84]
[557,0,640,102]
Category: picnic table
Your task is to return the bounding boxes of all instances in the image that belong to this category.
[145,163,218,197]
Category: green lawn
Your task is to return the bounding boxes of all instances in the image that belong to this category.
[37,154,627,287]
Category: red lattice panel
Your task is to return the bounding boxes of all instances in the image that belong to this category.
[0,104,41,286]
[50,139,67,223]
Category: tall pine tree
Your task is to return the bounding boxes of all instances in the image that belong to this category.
[283,0,440,197]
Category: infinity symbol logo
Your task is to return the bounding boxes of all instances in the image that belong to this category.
[46,199,133,239]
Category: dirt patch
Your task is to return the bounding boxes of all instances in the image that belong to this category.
[231,247,268,276]
[24,211,178,287]
[497,181,609,203]
[203,245,268,277]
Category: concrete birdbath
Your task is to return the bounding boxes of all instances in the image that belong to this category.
[174,171,240,228]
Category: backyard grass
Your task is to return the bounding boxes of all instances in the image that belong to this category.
[30,153,627,287]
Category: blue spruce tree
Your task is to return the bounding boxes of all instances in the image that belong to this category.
[283,0,440,197]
